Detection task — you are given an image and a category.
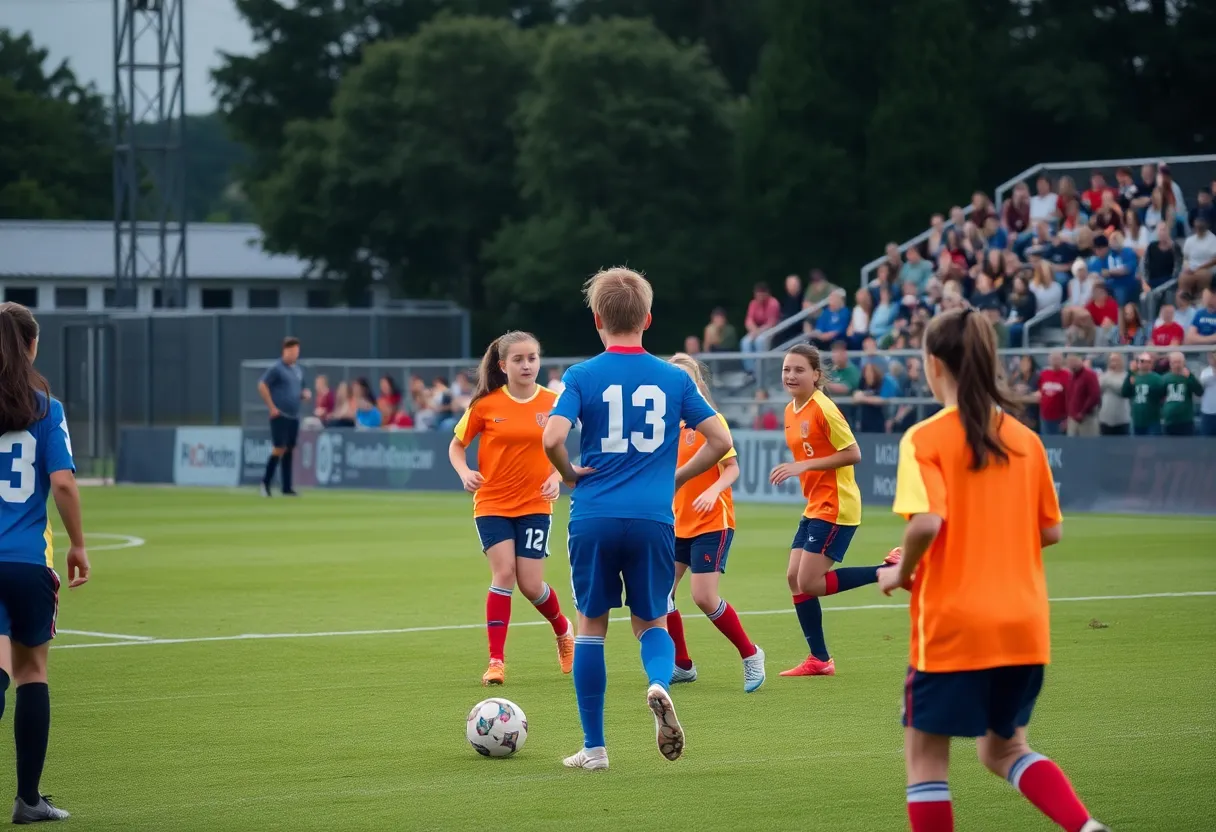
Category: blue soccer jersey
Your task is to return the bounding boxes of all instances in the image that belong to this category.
[551,346,716,524]
[0,395,75,567]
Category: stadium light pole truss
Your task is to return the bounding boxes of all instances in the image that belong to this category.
[112,0,188,309]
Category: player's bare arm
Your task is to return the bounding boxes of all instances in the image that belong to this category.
[692,456,739,513]
[543,415,592,486]
[447,437,484,493]
[1040,523,1063,548]
[675,414,732,489]
[50,468,89,588]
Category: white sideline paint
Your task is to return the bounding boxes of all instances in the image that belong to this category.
[53,591,1214,652]
[59,630,155,642]
[86,533,147,552]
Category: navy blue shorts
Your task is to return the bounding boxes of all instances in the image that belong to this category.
[0,562,60,647]
[902,664,1044,739]
[568,518,674,621]
[474,514,551,559]
[790,518,857,562]
[674,529,734,574]
[269,416,300,449]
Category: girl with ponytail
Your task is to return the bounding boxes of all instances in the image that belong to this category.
[447,332,572,686]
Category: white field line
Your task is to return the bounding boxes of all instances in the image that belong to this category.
[53,591,1215,652]
[86,533,147,552]
[58,630,155,642]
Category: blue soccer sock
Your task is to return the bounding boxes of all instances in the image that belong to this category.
[572,636,606,749]
[0,669,8,721]
[792,594,830,661]
[638,626,675,690]
[824,566,884,595]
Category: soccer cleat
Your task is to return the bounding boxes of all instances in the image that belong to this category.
[883,547,903,566]
[646,683,685,761]
[670,663,698,684]
[12,795,70,824]
[481,659,505,686]
[742,646,766,693]
[779,655,836,677]
[556,627,575,675]
[282,490,300,497]
[260,483,271,497]
[563,747,609,771]
[1079,822,1111,832]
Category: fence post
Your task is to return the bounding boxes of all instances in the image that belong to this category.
[213,315,222,425]
[144,316,153,426]
[370,310,379,358]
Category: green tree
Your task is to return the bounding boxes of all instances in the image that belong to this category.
[486,18,736,352]
[0,30,110,220]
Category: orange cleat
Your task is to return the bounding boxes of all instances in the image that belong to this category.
[482,659,505,686]
[779,655,836,677]
[557,627,575,675]
[884,547,903,566]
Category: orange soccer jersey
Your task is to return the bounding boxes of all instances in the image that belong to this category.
[673,414,737,539]
[782,390,863,525]
[452,386,558,518]
[892,407,1062,674]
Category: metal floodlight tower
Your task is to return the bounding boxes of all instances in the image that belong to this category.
[112,0,187,309]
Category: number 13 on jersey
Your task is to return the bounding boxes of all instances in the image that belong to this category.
[600,384,666,454]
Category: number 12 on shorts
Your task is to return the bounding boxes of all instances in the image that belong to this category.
[524,527,546,553]
[600,384,666,454]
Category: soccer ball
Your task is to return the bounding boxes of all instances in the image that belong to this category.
[466,698,528,758]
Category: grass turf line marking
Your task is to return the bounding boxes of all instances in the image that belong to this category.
[53,590,1214,652]
[58,630,155,641]
[86,533,147,552]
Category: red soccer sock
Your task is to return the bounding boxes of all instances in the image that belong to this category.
[667,609,693,669]
[530,583,569,636]
[907,782,954,832]
[823,571,839,595]
[1009,754,1091,832]
[707,600,757,659]
[486,586,513,661]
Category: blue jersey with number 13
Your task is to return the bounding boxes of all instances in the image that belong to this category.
[552,347,715,525]
[0,394,75,567]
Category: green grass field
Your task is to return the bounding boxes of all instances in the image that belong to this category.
[14,488,1216,831]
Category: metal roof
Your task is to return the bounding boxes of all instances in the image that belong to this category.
[0,220,312,280]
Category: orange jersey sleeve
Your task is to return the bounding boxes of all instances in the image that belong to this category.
[782,391,862,525]
[452,387,557,518]
[673,415,736,538]
[894,408,1055,673]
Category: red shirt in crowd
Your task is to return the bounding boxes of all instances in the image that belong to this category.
[746,296,782,330]
[753,411,779,431]
[1037,367,1071,422]
[1082,187,1116,214]
[1085,297,1119,328]
[1065,365,1100,422]
[1152,321,1185,346]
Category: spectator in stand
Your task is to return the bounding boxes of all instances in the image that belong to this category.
[899,245,933,291]
[1085,283,1120,346]
[1089,190,1124,233]
[1124,209,1150,257]
[968,190,994,227]
[1115,166,1143,210]
[312,374,335,421]
[1152,303,1186,347]
[1030,259,1064,312]
[1010,355,1040,431]
[387,402,414,430]
[751,388,779,431]
[1171,292,1198,332]
[1036,351,1071,435]
[891,356,933,433]
[883,242,903,278]
[982,305,1010,348]
[1003,182,1032,240]
[859,336,886,371]
[353,378,383,430]
[806,289,849,349]
[1143,221,1182,292]
[1006,275,1037,347]
[1200,350,1216,436]
[1061,260,1098,344]
[408,375,435,429]
[971,271,1004,313]
[546,367,565,395]
[1119,302,1147,346]
[943,228,972,276]
[1185,288,1216,346]
[936,248,965,285]
[1098,353,1132,435]
[1065,354,1100,436]
[1082,170,1116,215]
[1194,188,1216,229]
[778,274,803,335]
[740,282,782,362]
[923,277,945,315]
[328,381,356,428]
[1157,164,1187,225]
[1132,163,1157,212]
[926,213,946,258]
[868,263,894,305]
[1122,352,1165,435]
[1057,176,1081,221]
[683,335,701,354]
[1097,230,1139,305]
[703,307,739,352]
[870,284,899,342]
[1059,198,1085,244]
[949,205,967,232]
[846,288,872,349]
[1179,216,1216,298]
[825,340,860,396]
[377,375,402,424]
[974,248,1008,295]
[852,362,898,434]
[803,268,837,307]
[897,280,930,324]
[1161,351,1203,436]
[1144,187,1182,237]
[981,213,1009,252]
[1030,175,1058,226]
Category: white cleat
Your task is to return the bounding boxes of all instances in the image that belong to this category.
[742,645,766,693]
[646,683,685,761]
[1079,822,1111,832]
[562,747,609,771]
[670,663,698,684]
[12,796,70,824]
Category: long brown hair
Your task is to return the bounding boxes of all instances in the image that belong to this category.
[669,353,717,409]
[923,308,1020,471]
[0,303,49,434]
[470,331,539,406]
[785,343,829,391]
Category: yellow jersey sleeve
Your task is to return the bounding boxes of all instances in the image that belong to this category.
[892,428,947,520]
[817,393,857,451]
[453,400,484,446]
[716,413,737,462]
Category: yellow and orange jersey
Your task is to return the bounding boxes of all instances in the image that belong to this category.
[893,407,1061,674]
[673,414,737,539]
[782,390,862,525]
[453,385,559,518]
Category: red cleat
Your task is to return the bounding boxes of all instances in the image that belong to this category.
[779,655,836,677]
[883,547,903,566]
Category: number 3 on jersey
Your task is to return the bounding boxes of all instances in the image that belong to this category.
[0,430,37,504]
[601,384,666,454]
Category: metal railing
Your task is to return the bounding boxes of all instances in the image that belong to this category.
[749,295,831,352]
[1022,303,1063,348]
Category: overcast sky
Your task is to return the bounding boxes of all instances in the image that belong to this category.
[1,0,254,113]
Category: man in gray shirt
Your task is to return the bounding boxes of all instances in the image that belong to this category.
[257,336,310,495]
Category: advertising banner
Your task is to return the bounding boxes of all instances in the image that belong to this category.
[173,427,242,487]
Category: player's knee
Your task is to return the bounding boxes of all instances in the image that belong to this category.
[491,566,516,590]
[691,587,718,614]
[797,573,826,596]
[977,739,1028,777]
[785,570,800,592]
[516,574,543,602]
